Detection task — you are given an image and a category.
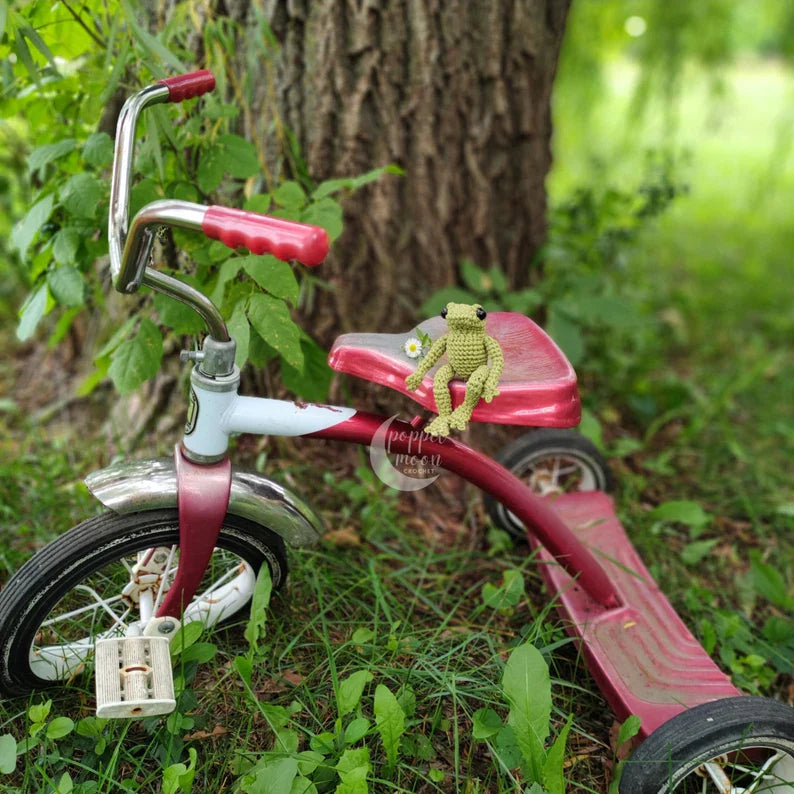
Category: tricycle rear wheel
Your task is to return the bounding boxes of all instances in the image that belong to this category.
[484,428,613,541]
[618,696,794,793]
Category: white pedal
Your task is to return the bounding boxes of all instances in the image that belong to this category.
[95,637,176,719]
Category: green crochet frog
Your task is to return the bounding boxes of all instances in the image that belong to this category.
[406,302,504,437]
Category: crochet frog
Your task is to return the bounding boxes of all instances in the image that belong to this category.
[405,302,504,437]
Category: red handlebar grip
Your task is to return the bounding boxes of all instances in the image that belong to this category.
[158,70,216,102]
[202,206,329,266]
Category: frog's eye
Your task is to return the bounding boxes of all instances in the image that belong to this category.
[476,308,487,320]
[440,307,448,319]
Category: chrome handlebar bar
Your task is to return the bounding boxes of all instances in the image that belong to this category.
[107,73,329,347]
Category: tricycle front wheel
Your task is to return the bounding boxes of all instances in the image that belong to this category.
[0,509,287,697]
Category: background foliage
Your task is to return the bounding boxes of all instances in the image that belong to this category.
[1,0,793,792]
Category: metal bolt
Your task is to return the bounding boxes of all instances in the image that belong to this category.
[158,621,176,635]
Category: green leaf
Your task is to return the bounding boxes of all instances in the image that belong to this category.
[108,319,163,395]
[337,671,373,717]
[179,642,218,665]
[235,655,253,687]
[750,553,794,610]
[546,308,584,367]
[681,538,719,566]
[649,500,711,529]
[493,725,524,770]
[615,714,642,749]
[17,284,49,341]
[503,288,543,314]
[218,134,260,179]
[48,266,85,308]
[482,569,525,610]
[244,564,273,651]
[335,747,371,785]
[11,194,54,258]
[542,714,573,794]
[471,707,503,740]
[197,145,225,194]
[289,777,317,794]
[83,132,114,168]
[502,642,551,780]
[61,173,102,219]
[55,772,73,794]
[163,748,197,794]
[273,180,306,210]
[280,335,333,402]
[211,258,242,305]
[374,684,405,768]
[0,734,16,774]
[227,302,251,367]
[275,728,300,754]
[52,228,81,266]
[460,259,490,294]
[344,717,370,745]
[241,757,299,794]
[169,621,203,661]
[122,0,185,71]
[311,165,402,199]
[240,255,300,305]
[46,717,75,740]
[247,293,304,370]
[153,294,205,335]
[95,316,137,359]
[301,199,344,242]
[28,700,52,725]
[28,139,76,174]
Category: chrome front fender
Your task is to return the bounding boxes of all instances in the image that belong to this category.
[85,459,324,547]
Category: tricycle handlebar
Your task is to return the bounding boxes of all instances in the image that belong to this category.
[108,72,329,307]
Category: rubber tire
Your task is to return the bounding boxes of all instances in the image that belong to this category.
[0,509,287,698]
[619,696,794,793]
[484,428,613,541]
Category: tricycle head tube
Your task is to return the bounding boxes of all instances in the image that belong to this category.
[181,366,240,464]
[198,337,237,377]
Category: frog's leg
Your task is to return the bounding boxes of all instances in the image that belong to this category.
[425,364,455,437]
[448,365,489,431]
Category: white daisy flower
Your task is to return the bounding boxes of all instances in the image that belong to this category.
[403,337,423,358]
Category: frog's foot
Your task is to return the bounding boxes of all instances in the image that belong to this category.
[447,405,472,431]
[482,383,500,403]
[424,415,451,437]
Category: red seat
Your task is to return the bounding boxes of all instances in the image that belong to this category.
[328,312,581,427]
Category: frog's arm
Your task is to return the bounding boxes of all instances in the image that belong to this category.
[406,334,448,390]
[483,335,504,400]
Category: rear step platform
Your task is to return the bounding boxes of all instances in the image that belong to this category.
[539,491,740,738]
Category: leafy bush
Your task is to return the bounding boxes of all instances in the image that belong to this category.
[2,2,399,401]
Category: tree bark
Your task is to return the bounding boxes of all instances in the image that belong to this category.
[246,0,571,337]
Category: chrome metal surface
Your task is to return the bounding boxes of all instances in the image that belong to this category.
[142,267,229,342]
[122,199,205,294]
[109,84,170,291]
[85,459,324,546]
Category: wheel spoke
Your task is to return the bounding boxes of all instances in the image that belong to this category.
[41,594,126,626]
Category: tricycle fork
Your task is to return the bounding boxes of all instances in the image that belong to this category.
[154,445,232,619]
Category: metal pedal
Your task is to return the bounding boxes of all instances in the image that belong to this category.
[95,637,176,719]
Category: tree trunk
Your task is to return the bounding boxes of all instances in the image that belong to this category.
[247,0,571,338]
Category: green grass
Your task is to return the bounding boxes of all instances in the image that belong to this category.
[2,54,794,794]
